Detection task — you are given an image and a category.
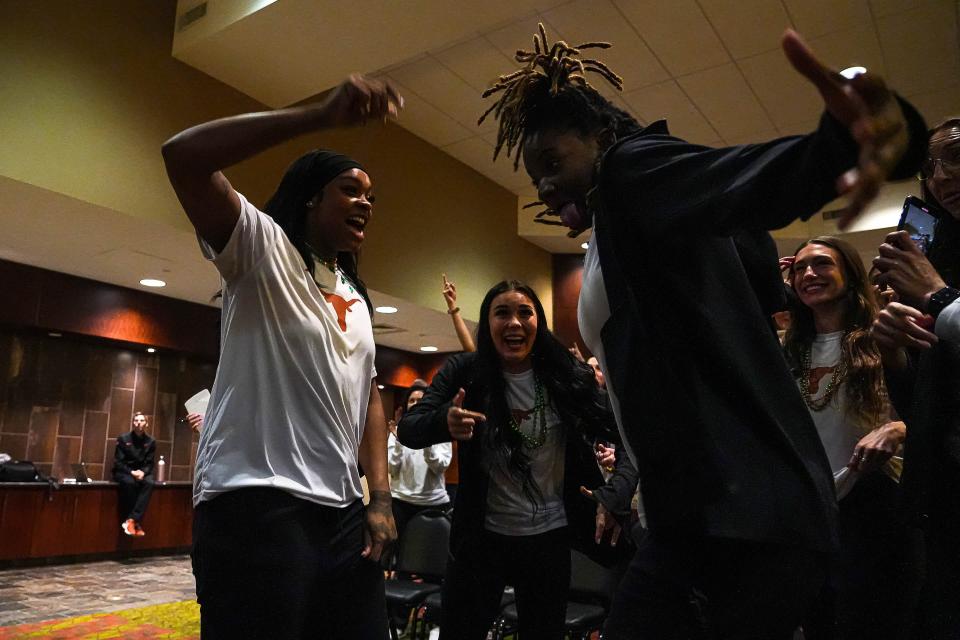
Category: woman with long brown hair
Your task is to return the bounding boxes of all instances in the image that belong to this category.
[785,235,911,640]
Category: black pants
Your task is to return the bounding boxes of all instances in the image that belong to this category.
[191,488,388,640]
[913,525,960,639]
[115,473,154,522]
[602,534,828,640]
[802,472,916,640]
[440,527,571,640]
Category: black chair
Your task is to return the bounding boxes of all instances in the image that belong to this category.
[418,586,516,640]
[384,509,451,639]
[495,550,622,639]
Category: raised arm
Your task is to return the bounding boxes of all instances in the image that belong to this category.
[601,31,927,238]
[161,75,401,252]
[442,274,476,353]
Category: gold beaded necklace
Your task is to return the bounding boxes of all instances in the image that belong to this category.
[799,345,847,411]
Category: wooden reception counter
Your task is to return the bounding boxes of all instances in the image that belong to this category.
[0,481,193,566]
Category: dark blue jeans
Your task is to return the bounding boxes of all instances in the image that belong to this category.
[192,488,387,640]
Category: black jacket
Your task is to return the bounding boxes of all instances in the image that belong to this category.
[591,102,927,553]
[398,352,637,565]
[112,431,156,477]
[886,342,960,535]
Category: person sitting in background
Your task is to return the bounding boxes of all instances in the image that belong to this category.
[784,236,911,640]
[388,380,452,546]
[870,117,960,640]
[113,412,156,537]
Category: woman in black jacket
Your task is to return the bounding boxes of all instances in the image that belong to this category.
[398,279,634,640]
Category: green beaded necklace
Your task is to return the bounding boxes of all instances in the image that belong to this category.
[508,375,548,449]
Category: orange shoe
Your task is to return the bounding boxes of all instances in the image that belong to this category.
[121,519,137,536]
[134,522,145,537]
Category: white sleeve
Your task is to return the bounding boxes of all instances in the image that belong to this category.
[197,192,281,283]
[423,442,453,474]
[935,298,960,344]
[387,433,404,474]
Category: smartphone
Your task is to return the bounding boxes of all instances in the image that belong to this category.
[897,196,938,255]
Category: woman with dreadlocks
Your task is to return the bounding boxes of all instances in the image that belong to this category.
[480,24,928,639]
[398,279,637,639]
[162,76,402,639]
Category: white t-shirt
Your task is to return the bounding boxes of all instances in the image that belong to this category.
[804,332,862,475]
[936,297,960,343]
[579,238,646,524]
[578,238,635,467]
[193,192,377,508]
[484,369,567,536]
[388,434,452,506]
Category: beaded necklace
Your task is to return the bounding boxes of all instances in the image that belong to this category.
[798,345,847,411]
[508,375,548,449]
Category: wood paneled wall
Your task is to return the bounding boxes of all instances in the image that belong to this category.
[0,259,221,360]
[552,254,588,355]
[0,258,455,483]
[0,327,215,482]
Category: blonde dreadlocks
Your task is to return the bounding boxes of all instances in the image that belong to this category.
[480,23,624,170]
[481,24,638,235]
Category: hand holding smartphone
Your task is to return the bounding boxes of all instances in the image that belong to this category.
[897,196,938,255]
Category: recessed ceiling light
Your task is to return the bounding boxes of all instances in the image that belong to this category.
[839,66,866,80]
[581,242,589,250]
[146,347,156,353]
[139,278,166,288]
[375,306,398,314]
[420,346,439,352]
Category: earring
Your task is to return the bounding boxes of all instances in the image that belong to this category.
[306,200,315,208]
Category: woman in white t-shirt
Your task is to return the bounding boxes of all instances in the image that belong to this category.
[387,380,452,547]
[784,235,912,640]
[162,76,402,640]
[398,280,635,640]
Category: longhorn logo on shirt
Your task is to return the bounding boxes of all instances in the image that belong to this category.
[511,408,534,424]
[322,291,360,331]
[808,366,833,393]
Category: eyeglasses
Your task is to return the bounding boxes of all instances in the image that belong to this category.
[923,156,960,176]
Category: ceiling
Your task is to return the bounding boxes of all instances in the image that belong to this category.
[0,176,475,354]
[173,0,960,253]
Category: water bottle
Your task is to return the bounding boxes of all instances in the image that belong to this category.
[157,455,167,483]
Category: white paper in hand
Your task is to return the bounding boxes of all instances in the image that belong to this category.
[184,389,211,417]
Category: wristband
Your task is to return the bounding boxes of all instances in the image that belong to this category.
[927,287,960,320]
[447,307,460,315]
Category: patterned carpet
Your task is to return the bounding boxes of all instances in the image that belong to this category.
[0,600,199,639]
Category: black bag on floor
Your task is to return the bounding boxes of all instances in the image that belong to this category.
[0,460,42,482]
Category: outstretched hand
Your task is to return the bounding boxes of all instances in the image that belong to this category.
[580,486,621,546]
[447,388,486,441]
[782,29,909,229]
[320,74,403,128]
